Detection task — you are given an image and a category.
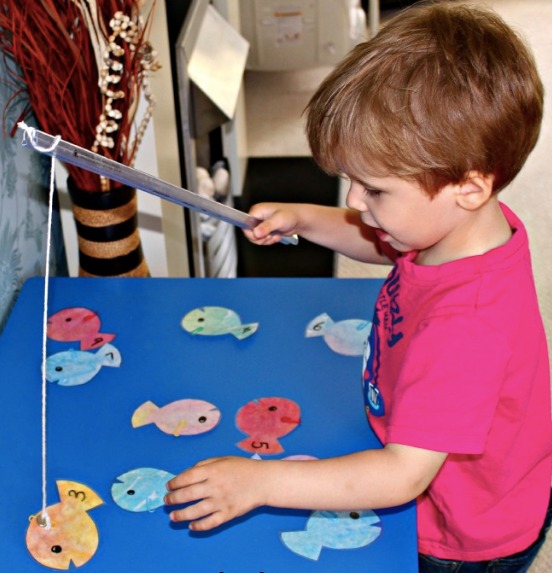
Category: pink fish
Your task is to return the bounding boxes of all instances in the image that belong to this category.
[132,399,221,436]
[48,307,116,350]
[236,397,301,454]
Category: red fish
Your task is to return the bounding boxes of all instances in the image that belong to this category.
[47,307,115,350]
[236,397,301,454]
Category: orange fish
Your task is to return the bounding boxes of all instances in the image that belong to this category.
[47,307,116,350]
[26,480,103,570]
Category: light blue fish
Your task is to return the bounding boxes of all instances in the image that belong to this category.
[181,306,259,339]
[305,313,372,356]
[46,343,122,386]
[280,509,382,560]
[111,467,175,513]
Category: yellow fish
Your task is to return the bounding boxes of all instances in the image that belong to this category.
[26,480,103,570]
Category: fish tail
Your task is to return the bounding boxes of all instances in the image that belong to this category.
[280,531,322,560]
[236,437,283,454]
[97,332,116,346]
[232,322,259,339]
[98,344,122,367]
[57,480,104,511]
[305,313,331,338]
[132,401,158,428]
[82,332,116,350]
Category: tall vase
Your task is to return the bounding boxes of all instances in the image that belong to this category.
[67,177,149,277]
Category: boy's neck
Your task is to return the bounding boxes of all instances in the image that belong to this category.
[415,198,512,266]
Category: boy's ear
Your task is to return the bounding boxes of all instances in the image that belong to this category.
[455,171,495,210]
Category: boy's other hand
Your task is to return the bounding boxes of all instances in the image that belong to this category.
[164,456,267,531]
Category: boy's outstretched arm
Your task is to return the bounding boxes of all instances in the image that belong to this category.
[164,444,446,531]
[244,202,393,265]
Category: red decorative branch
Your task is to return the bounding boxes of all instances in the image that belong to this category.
[0,0,159,191]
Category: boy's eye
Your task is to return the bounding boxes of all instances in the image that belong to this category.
[364,187,382,197]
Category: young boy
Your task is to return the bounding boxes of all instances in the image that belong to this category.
[165,2,552,570]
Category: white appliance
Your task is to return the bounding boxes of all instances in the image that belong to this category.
[240,0,366,71]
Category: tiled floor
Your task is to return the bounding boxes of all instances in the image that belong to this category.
[244,2,552,570]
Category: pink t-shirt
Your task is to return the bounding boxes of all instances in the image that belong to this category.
[363,203,552,561]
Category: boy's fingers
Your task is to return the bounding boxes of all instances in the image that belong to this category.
[166,475,186,491]
[251,220,278,239]
[166,457,225,496]
[166,468,205,494]
[243,227,281,246]
[248,204,296,238]
[189,512,226,531]
[169,498,216,523]
[164,481,207,506]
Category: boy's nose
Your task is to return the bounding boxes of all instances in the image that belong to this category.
[346,182,367,211]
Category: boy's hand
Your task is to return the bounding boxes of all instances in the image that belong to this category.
[244,202,302,245]
[165,456,267,531]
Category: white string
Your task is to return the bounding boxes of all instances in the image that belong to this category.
[20,121,62,530]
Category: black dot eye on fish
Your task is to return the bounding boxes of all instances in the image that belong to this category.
[127,489,135,496]
[268,406,277,412]
[51,545,62,553]
[198,416,207,423]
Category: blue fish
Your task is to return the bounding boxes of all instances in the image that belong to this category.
[46,343,122,386]
[305,313,372,356]
[111,467,175,512]
[280,509,382,560]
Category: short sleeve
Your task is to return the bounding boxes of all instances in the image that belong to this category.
[386,313,511,454]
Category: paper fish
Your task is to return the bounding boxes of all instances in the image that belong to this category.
[280,509,382,561]
[47,307,116,350]
[181,306,258,339]
[236,397,301,454]
[46,344,122,386]
[111,467,175,513]
[305,313,372,356]
[26,480,103,570]
[132,399,221,436]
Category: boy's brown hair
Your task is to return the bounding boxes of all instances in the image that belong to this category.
[306,1,544,195]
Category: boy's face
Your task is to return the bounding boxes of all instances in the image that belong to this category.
[345,173,468,264]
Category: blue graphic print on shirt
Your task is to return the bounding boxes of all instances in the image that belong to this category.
[363,265,405,417]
